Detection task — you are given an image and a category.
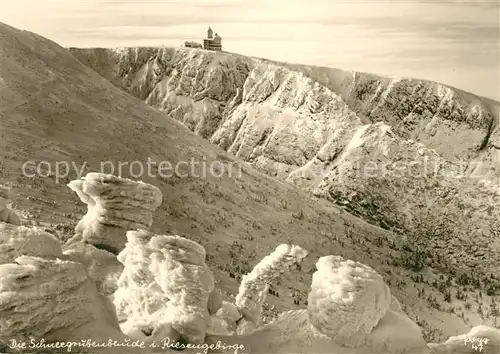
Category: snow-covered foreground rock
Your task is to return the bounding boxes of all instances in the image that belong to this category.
[2,175,431,353]
[0,255,126,347]
[308,255,392,346]
[0,221,432,354]
[210,255,430,354]
[115,230,215,344]
[63,173,163,295]
[235,244,308,331]
[67,173,162,254]
[0,178,497,353]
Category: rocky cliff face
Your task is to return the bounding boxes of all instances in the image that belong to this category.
[70,47,500,288]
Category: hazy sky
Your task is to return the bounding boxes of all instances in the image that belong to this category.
[1,0,499,99]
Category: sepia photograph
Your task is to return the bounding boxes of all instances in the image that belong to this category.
[0,0,499,353]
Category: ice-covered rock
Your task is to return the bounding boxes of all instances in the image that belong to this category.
[0,256,124,346]
[307,255,391,347]
[67,173,162,254]
[114,231,215,345]
[428,325,500,353]
[0,186,21,225]
[149,234,215,344]
[209,255,427,354]
[0,223,63,264]
[113,229,166,336]
[64,173,162,295]
[366,308,428,353]
[209,303,429,353]
[235,244,307,328]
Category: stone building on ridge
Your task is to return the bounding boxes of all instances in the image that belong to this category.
[203,27,222,51]
[184,41,202,49]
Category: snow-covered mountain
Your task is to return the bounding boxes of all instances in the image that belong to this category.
[71,46,500,302]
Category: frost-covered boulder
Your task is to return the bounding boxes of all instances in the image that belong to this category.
[149,235,215,344]
[114,231,215,345]
[207,244,308,336]
[307,255,392,346]
[113,229,166,336]
[0,186,21,225]
[0,223,63,264]
[64,173,162,295]
[209,255,427,353]
[67,173,162,254]
[235,244,307,328]
[0,256,124,346]
[211,307,429,354]
[428,325,500,353]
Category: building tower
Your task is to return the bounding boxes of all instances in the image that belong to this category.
[203,26,222,51]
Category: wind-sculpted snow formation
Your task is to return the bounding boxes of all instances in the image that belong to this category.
[67,173,162,254]
[292,255,427,353]
[63,238,124,296]
[0,255,126,348]
[63,173,163,295]
[149,235,215,344]
[210,255,430,354]
[1,170,433,354]
[206,244,308,336]
[0,186,20,226]
[0,189,496,353]
[235,244,308,330]
[308,255,392,346]
[114,230,215,344]
[113,229,158,336]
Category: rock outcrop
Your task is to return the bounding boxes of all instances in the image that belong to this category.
[63,235,123,296]
[0,256,125,347]
[149,235,215,344]
[235,244,308,330]
[67,173,162,254]
[0,186,21,225]
[114,230,215,344]
[308,255,392,347]
[210,255,428,354]
[63,173,163,295]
